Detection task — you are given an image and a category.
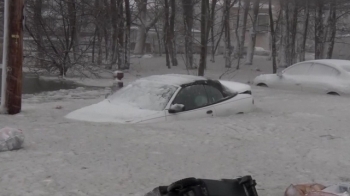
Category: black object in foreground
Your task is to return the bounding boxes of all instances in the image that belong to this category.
[144,175,259,196]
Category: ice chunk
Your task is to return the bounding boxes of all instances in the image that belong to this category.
[0,127,24,152]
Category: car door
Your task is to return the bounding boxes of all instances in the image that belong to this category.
[276,62,313,91]
[300,63,341,93]
[165,84,215,121]
[203,84,252,117]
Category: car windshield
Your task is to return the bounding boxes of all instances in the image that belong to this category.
[108,80,178,111]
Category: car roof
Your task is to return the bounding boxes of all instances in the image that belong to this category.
[300,59,350,70]
[137,74,207,87]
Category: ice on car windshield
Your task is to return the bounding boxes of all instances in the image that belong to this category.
[108,80,178,111]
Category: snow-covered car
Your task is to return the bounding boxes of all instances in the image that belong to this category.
[66,74,255,124]
[253,59,350,96]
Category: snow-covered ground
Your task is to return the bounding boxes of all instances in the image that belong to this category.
[2,55,350,196]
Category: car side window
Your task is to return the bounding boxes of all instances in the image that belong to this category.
[204,85,224,104]
[172,85,208,111]
[309,63,340,76]
[284,63,312,76]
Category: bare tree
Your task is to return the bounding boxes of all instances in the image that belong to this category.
[234,0,250,59]
[223,0,232,68]
[117,0,125,69]
[268,0,277,73]
[133,0,162,55]
[124,0,131,69]
[299,0,309,62]
[169,0,178,66]
[95,0,103,65]
[315,0,325,59]
[25,0,89,76]
[182,0,194,69]
[209,0,218,63]
[278,0,288,67]
[234,0,242,69]
[33,0,44,68]
[110,0,118,68]
[245,0,260,65]
[198,0,209,76]
[164,0,171,68]
[290,0,298,64]
[326,0,337,59]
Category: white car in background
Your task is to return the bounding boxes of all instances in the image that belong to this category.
[66,74,255,124]
[253,59,350,96]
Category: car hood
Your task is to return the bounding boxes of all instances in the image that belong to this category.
[219,80,251,93]
[65,99,163,124]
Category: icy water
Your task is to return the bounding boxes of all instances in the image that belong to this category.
[0,69,80,94]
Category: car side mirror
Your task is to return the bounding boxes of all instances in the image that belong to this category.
[168,104,185,114]
[277,72,283,78]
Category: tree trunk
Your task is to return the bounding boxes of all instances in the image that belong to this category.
[110,0,118,67]
[164,0,171,68]
[323,11,330,54]
[67,0,79,63]
[284,1,290,66]
[103,0,111,62]
[269,0,277,73]
[290,0,298,64]
[235,0,250,59]
[235,0,242,69]
[124,0,131,69]
[92,28,97,63]
[245,0,260,65]
[182,0,194,69]
[326,0,336,59]
[169,0,178,66]
[278,0,288,67]
[134,0,148,55]
[97,29,103,65]
[299,0,309,62]
[133,0,161,55]
[117,0,124,69]
[315,0,325,59]
[67,0,77,62]
[34,0,44,68]
[198,0,209,76]
[210,0,217,63]
[154,24,162,56]
[95,0,103,65]
[59,65,68,77]
[224,0,232,68]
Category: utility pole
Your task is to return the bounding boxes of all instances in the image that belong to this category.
[5,0,25,114]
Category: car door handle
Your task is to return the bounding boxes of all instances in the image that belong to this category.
[296,83,301,86]
[206,110,213,114]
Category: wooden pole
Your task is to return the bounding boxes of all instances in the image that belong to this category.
[6,0,24,115]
